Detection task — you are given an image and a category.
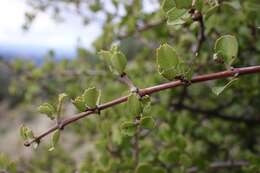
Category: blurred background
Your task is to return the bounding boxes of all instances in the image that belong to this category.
[0,0,260,172]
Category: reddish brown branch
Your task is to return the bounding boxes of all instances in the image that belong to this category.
[25,65,260,147]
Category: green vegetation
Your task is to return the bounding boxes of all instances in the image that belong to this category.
[1,0,260,172]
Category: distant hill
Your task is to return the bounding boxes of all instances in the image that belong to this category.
[0,43,76,63]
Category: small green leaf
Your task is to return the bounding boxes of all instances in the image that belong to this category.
[83,87,101,109]
[157,44,179,69]
[21,125,34,140]
[156,44,191,81]
[26,128,34,139]
[212,78,239,96]
[212,86,226,96]
[156,44,180,80]
[37,103,55,120]
[110,51,127,75]
[176,61,193,79]
[153,167,166,173]
[161,0,175,13]
[20,125,28,140]
[49,130,60,151]
[120,121,137,136]
[179,154,192,167]
[175,135,187,151]
[214,35,238,66]
[135,163,153,173]
[160,68,178,81]
[57,93,68,120]
[141,95,151,114]
[126,93,143,116]
[159,148,181,164]
[167,7,190,25]
[71,96,86,112]
[98,50,112,65]
[175,0,192,9]
[140,116,155,129]
[100,45,127,75]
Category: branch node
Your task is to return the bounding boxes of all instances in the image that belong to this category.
[231,67,240,77]
[58,123,64,130]
[24,141,31,147]
[131,87,139,94]
[95,105,102,114]
[119,73,140,94]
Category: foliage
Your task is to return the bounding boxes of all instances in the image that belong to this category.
[0,0,260,173]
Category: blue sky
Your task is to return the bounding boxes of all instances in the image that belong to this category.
[0,0,159,59]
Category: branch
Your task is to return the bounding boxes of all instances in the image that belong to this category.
[24,65,260,146]
[119,73,138,92]
[192,11,205,55]
[188,160,248,173]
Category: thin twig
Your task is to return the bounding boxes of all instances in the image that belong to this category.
[24,65,260,147]
[119,73,138,92]
[193,12,205,55]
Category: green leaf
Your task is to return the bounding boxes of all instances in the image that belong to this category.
[175,135,187,151]
[20,125,34,140]
[0,154,17,173]
[167,7,190,25]
[141,95,152,114]
[57,93,68,120]
[110,51,127,75]
[212,78,239,96]
[98,50,112,65]
[159,149,181,164]
[140,116,155,129]
[157,44,179,69]
[214,35,238,66]
[37,103,55,120]
[99,45,127,75]
[153,167,166,173]
[71,96,86,112]
[26,128,34,139]
[160,68,178,81]
[135,163,153,173]
[179,154,192,167]
[120,121,137,136]
[20,125,27,140]
[156,44,191,80]
[161,0,175,13]
[126,93,143,116]
[175,0,192,9]
[83,87,101,109]
[49,130,60,151]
